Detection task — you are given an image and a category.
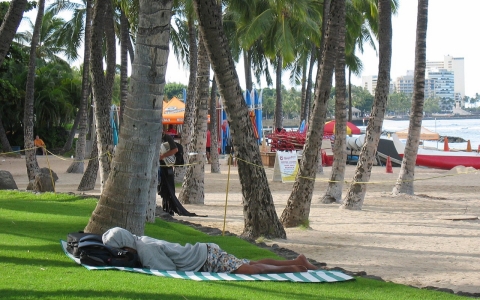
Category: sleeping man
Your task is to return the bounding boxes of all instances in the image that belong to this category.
[103,227,318,274]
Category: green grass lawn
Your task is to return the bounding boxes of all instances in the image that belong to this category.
[0,190,467,300]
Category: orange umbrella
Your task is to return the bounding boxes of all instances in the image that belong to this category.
[323,121,361,135]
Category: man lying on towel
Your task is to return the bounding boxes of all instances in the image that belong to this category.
[103,227,318,274]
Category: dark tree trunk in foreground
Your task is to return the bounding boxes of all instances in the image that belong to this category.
[85,0,172,235]
[0,0,28,67]
[321,0,347,204]
[280,0,342,227]
[194,0,286,239]
[24,0,45,181]
[393,0,429,195]
[341,0,392,210]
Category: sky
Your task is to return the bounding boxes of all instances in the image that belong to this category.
[16,0,480,97]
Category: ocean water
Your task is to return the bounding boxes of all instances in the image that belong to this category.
[381,118,480,151]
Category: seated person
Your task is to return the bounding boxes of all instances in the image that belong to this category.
[103,227,318,274]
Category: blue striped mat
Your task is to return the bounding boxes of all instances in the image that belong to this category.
[61,240,354,282]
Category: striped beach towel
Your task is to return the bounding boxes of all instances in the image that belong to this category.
[61,240,354,283]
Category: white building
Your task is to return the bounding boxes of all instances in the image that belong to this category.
[426,55,465,103]
[395,70,436,98]
[427,68,455,110]
[362,75,394,95]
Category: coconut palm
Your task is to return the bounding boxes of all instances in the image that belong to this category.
[24,0,45,181]
[280,0,342,227]
[0,0,28,67]
[88,0,116,191]
[392,0,429,195]
[341,0,393,210]
[194,0,286,239]
[85,0,173,235]
[178,35,209,204]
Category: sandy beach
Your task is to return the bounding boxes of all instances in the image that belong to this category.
[1,154,479,294]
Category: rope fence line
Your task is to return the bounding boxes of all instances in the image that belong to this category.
[231,154,478,185]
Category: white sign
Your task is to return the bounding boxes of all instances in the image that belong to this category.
[272,151,299,182]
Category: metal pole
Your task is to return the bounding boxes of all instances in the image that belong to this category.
[435,118,438,149]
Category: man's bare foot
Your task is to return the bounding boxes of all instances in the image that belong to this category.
[291,265,308,273]
[297,254,318,270]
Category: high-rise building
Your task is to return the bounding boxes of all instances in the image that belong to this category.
[362,75,394,95]
[395,70,436,98]
[427,68,455,110]
[426,55,465,103]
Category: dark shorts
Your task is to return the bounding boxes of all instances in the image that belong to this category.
[199,243,250,273]
[206,147,211,153]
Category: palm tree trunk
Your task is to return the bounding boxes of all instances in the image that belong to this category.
[178,35,209,204]
[300,56,307,123]
[62,108,80,154]
[274,55,283,129]
[244,50,252,91]
[348,68,352,121]
[304,47,316,123]
[176,15,197,183]
[280,0,341,227]
[85,0,173,235]
[209,77,220,173]
[0,114,15,155]
[90,0,116,191]
[66,0,92,174]
[0,0,28,67]
[194,0,286,239]
[23,0,45,181]
[119,9,129,131]
[77,133,98,191]
[341,0,392,210]
[393,0,429,195]
[321,0,347,204]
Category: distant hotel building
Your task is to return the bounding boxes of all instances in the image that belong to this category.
[361,75,395,95]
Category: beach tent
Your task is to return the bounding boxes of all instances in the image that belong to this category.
[162,97,210,124]
[395,126,439,140]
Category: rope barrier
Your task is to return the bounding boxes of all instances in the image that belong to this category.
[222,153,233,236]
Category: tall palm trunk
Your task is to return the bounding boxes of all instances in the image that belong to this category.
[280,0,341,227]
[341,0,392,210]
[209,77,220,173]
[194,0,286,239]
[178,36,209,204]
[90,0,116,191]
[348,68,352,121]
[304,47,316,123]
[0,0,28,67]
[321,0,347,204]
[393,0,429,195]
[24,0,45,181]
[176,15,197,183]
[85,0,173,235]
[273,55,283,129]
[244,50,252,91]
[119,10,129,130]
[66,0,93,174]
[299,56,307,123]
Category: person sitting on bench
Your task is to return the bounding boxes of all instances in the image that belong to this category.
[102,227,318,274]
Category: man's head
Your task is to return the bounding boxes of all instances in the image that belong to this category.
[36,135,39,139]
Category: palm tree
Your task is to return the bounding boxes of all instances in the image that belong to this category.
[392,0,429,195]
[209,77,220,173]
[0,0,28,67]
[194,0,286,239]
[24,0,45,182]
[178,35,209,204]
[85,0,173,235]
[280,0,342,227]
[341,0,392,210]
[321,0,347,204]
[89,0,116,191]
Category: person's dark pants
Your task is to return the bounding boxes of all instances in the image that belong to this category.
[158,166,176,215]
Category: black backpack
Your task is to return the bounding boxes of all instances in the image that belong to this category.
[174,142,185,166]
[66,231,103,258]
[77,235,142,268]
